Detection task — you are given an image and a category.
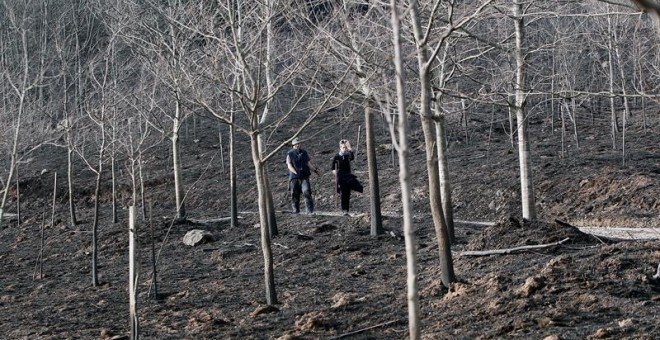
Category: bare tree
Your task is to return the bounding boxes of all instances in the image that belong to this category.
[0,1,44,227]
[120,0,194,220]
[75,45,113,287]
[167,0,354,304]
[389,1,421,337]
[328,1,389,235]
[512,0,537,221]
[405,0,496,286]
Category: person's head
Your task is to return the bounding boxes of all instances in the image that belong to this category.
[292,137,301,149]
[339,139,350,151]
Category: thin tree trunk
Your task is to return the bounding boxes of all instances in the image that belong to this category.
[391,1,420,337]
[35,210,45,280]
[149,202,158,299]
[612,27,630,165]
[606,12,618,149]
[128,206,139,340]
[551,53,556,133]
[570,98,579,149]
[432,49,455,243]
[111,150,117,223]
[92,168,102,287]
[67,147,78,226]
[230,113,238,228]
[639,76,647,132]
[0,30,28,227]
[139,155,146,221]
[513,0,537,221]
[410,0,455,286]
[340,0,384,235]
[15,163,20,224]
[508,104,515,148]
[251,135,277,305]
[365,97,383,235]
[172,100,186,219]
[435,116,455,243]
[261,0,277,236]
[51,172,57,233]
[263,168,278,236]
[560,100,566,157]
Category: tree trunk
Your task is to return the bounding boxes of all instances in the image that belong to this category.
[612,27,630,165]
[230,113,238,228]
[339,0,383,235]
[111,150,117,223]
[513,0,537,221]
[410,0,455,287]
[435,116,455,243]
[606,12,618,149]
[0,28,28,227]
[391,1,421,337]
[67,147,78,226]
[364,97,384,235]
[172,100,186,219]
[250,134,277,305]
[258,134,277,236]
[15,163,20,224]
[92,167,102,287]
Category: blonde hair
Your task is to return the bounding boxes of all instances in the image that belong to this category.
[339,139,350,148]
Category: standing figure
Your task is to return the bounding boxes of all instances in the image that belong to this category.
[331,139,362,216]
[286,138,320,214]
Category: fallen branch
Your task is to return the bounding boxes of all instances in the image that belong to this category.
[332,319,400,339]
[188,216,243,224]
[458,238,570,256]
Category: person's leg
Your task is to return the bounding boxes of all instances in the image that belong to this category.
[290,179,301,213]
[341,188,351,211]
[301,178,314,213]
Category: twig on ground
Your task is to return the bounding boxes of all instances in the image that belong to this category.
[332,319,400,339]
[458,238,570,256]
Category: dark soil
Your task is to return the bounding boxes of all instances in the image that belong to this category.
[1,110,659,339]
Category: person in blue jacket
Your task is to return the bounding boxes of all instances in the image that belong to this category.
[331,139,362,216]
[286,138,320,214]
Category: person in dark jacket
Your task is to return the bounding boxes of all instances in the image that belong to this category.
[286,138,320,214]
[331,139,362,216]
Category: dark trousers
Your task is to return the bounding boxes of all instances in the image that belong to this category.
[339,186,351,211]
[336,173,353,211]
[290,178,314,213]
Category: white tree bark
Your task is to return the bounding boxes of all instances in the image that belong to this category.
[513,0,537,221]
[390,0,421,337]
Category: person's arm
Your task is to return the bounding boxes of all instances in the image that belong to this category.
[286,154,297,175]
[331,156,338,176]
[308,161,321,175]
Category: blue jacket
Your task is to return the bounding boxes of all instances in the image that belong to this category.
[287,148,311,180]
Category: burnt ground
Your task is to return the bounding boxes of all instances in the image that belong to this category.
[0,109,659,339]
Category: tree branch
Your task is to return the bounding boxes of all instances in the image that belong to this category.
[458,238,570,256]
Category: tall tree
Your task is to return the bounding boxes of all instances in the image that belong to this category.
[0,1,44,227]
[406,0,495,286]
[121,0,193,220]
[389,1,421,337]
[172,0,354,304]
[332,0,387,235]
[512,0,537,221]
